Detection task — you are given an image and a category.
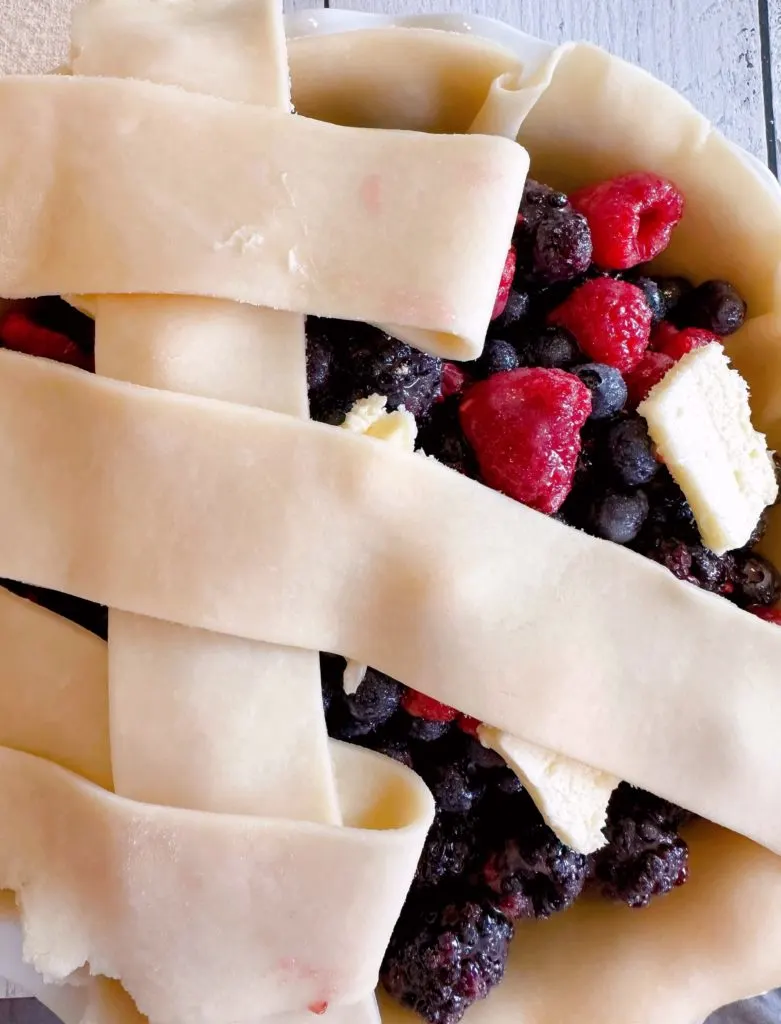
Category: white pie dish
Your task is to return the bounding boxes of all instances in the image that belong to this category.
[2,6,781,1024]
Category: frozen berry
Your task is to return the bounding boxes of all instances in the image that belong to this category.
[415,813,479,887]
[441,362,471,400]
[351,333,442,418]
[731,552,781,607]
[570,172,684,269]
[607,416,659,486]
[482,823,588,920]
[531,208,592,283]
[0,310,93,371]
[518,179,568,229]
[655,276,693,316]
[631,276,666,323]
[381,897,513,1024]
[492,246,517,321]
[589,488,649,544]
[475,338,520,378]
[417,399,477,477]
[491,289,530,330]
[457,715,481,738]
[306,332,333,394]
[429,764,483,814]
[644,472,698,543]
[548,278,652,373]
[375,739,415,770]
[625,351,675,406]
[516,325,581,370]
[654,325,717,362]
[573,363,627,420]
[593,785,689,908]
[671,279,747,336]
[748,606,781,625]
[346,669,403,728]
[459,368,592,514]
[319,652,345,715]
[407,716,454,742]
[402,690,459,722]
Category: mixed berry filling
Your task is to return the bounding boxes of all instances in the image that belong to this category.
[0,169,777,1024]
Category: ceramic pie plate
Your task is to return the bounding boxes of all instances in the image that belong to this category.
[2,6,781,1024]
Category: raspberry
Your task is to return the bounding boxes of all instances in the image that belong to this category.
[402,689,459,722]
[570,172,684,269]
[0,310,93,371]
[548,278,651,373]
[457,715,481,738]
[441,362,471,400]
[491,246,516,321]
[625,351,675,406]
[748,606,781,625]
[654,324,717,362]
[459,368,592,514]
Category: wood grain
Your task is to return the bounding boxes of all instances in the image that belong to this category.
[329,0,769,161]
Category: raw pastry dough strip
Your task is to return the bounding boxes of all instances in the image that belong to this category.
[74,0,339,823]
[0,73,527,360]
[0,351,780,853]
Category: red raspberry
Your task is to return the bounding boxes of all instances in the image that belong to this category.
[548,278,651,373]
[570,172,684,269]
[625,351,675,406]
[0,310,93,371]
[491,245,516,321]
[456,714,481,738]
[747,606,781,626]
[459,367,591,514]
[654,325,718,363]
[440,361,471,400]
[401,689,459,722]
[648,320,679,352]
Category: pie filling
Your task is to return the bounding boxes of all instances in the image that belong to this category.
[2,168,778,1024]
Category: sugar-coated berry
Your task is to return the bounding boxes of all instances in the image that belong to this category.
[607,416,660,486]
[402,689,460,722]
[459,368,592,514]
[548,278,652,373]
[572,363,627,420]
[475,338,520,378]
[492,288,530,330]
[625,351,675,406]
[589,488,649,544]
[671,279,747,336]
[531,208,593,283]
[570,172,684,269]
[516,325,581,370]
[345,668,403,728]
[491,246,517,321]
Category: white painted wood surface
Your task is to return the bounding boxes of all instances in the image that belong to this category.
[1,0,779,1018]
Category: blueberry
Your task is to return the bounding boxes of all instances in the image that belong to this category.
[346,668,403,728]
[375,739,415,770]
[407,715,453,742]
[731,553,781,607]
[672,279,747,336]
[430,764,483,814]
[491,289,530,330]
[476,338,520,377]
[654,276,692,317]
[607,416,660,486]
[516,325,581,369]
[573,363,627,420]
[590,489,649,544]
[531,209,593,284]
[632,276,666,323]
[306,333,332,393]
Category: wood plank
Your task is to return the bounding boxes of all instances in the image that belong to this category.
[765,0,780,174]
[329,0,768,162]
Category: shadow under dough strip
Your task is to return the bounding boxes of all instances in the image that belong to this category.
[0,351,780,853]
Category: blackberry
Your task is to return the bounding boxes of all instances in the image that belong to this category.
[573,363,627,420]
[730,552,781,607]
[348,331,443,418]
[414,812,479,888]
[516,325,581,369]
[607,416,659,487]
[643,471,699,544]
[518,179,568,229]
[381,897,513,1024]
[531,208,593,284]
[482,822,588,920]
[589,488,649,544]
[630,275,666,323]
[428,763,484,815]
[671,279,747,336]
[416,399,477,477]
[593,784,690,908]
[474,338,519,378]
[345,668,403,728]
[645,537,736,595]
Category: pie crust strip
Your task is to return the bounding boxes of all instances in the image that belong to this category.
[0,350,779,854]
[0,73,526,360]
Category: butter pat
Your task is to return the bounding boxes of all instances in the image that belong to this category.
[341,394,417,450]
[478,727,618,854]
[639,343,778,554]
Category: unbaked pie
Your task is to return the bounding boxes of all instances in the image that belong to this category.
[2,4,781,1024]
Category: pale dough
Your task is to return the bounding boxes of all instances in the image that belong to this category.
[0,74,526,360]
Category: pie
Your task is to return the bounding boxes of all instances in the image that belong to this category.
[2,4,781,1024]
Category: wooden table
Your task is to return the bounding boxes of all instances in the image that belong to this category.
[2,0,780,1021]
